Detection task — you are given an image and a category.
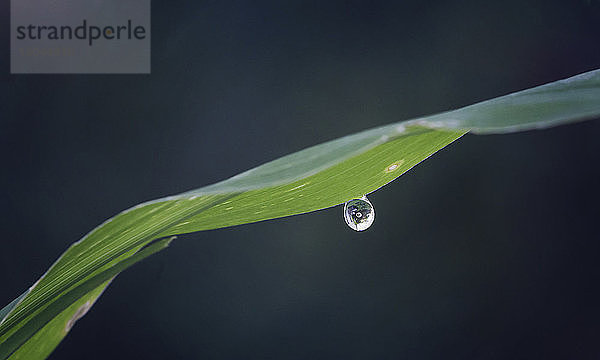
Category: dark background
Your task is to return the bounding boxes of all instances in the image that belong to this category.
[2,0,600,359]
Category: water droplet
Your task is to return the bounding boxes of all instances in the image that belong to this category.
[343,196,375,231]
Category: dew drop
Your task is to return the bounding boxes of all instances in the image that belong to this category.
[343,196,375,231]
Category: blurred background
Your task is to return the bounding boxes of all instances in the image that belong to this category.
[1,0,600,359]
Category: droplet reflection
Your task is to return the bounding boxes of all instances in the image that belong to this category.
[343,196,375,231]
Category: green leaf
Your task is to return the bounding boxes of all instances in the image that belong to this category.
[1,69,599,360]
[1,238,174,360]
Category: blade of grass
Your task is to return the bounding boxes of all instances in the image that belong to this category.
[0,237,174,360]
[0,128,466,359]
[1,69,599,360]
